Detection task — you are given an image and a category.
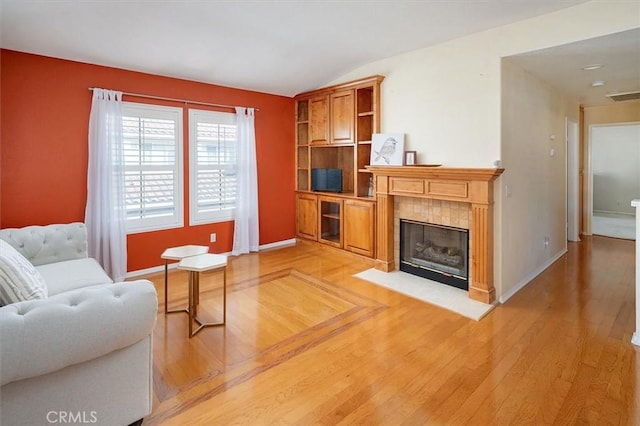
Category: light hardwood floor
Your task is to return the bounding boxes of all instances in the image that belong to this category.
[142,236,638,425]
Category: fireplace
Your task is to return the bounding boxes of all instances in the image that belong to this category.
[400,219,469,290]
[368,166,503,303]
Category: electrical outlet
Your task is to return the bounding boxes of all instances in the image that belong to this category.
[544,236,550,248]
[210,233,216,243]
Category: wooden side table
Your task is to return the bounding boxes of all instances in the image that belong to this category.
[161,245,209,315]
[177,253,228,337]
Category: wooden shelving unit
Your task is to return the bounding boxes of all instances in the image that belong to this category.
[294,75,384,258]
[295,75,383,196]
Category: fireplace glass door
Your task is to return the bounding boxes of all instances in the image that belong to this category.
[400,220,469,290]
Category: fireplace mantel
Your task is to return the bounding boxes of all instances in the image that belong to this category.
[368,166,504,303]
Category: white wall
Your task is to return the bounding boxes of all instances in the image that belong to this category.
[592,124,640,215]
[500,60,578,300]
[328,1,639,299]
[331,1,639,167]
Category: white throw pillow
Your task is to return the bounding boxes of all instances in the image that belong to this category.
[0,239,48,306]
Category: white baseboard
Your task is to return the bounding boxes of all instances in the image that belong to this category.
[499,248,568,304]
[632,332,640,347]
[593,210,635,217]
[259,238,296,251]
[126,263,173,278]
[126,238,297,278]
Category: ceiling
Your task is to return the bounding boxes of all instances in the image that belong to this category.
[507,28,640,107]
[0,0,602,98]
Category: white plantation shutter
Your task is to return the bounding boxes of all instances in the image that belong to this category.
[189,109,237,224]
[122,103,183,233]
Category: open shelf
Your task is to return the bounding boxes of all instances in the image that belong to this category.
[297,100,309,122]
[319,196,342,248]
[322,213,341,220]
[321,234,341,244]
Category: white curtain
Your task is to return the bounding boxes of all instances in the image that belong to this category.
[85,89,127,281]
[232,107,259,255]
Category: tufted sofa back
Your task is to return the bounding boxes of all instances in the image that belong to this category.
[0,223,88,266]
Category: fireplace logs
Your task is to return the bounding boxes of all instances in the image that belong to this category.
[414,241,463,267]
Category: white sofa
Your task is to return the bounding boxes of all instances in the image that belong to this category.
[0,223,157,426]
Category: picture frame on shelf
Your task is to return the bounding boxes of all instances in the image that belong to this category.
[404,151,416,165]
[370,133,405,166]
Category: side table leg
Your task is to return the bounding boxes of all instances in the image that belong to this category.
[164,259,169,314]
[223,268,227,325]
[195,270,200,308]
[188,271,194,338]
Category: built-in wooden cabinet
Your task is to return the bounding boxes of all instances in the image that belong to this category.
[296,193,318,240]
[295,75,383,197]
[309,95,329,145]
[295,192,376,259]
[295,75,383,259]
[330,90,355,144]
[344,199,375,257]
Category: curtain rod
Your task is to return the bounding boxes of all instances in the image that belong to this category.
[88,88,258,111]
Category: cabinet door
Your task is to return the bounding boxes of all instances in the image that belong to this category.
[344,199,375,257]
[309,95,329,145]
[296,193,318,240]
[318,196,343,248]
[330,89,354,144]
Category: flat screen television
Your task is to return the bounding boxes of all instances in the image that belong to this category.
[311,168,342,193]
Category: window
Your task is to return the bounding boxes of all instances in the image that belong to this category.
[122,103,183,233]
[189,109,237,224]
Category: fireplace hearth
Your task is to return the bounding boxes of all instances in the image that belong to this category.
[400,219,469,290]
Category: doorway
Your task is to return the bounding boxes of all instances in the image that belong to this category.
[588,122,639,240]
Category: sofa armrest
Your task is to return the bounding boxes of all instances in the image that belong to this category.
[0,280,157,386]
[0,222,88,266]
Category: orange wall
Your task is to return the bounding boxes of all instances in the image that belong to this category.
[1,49,295,271]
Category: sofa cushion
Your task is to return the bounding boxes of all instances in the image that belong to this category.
[0,240,48,306]
[36,258,113,296]
[0,280,157,386]
[0,222,88,266]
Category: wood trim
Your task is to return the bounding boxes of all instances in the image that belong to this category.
[389,177,425,195]
[427,181,468,199]
[375,193,395,272]
[295,75,385,99]
[368,166,502,181]
[469,203,495,304]
[370,166,504,303]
